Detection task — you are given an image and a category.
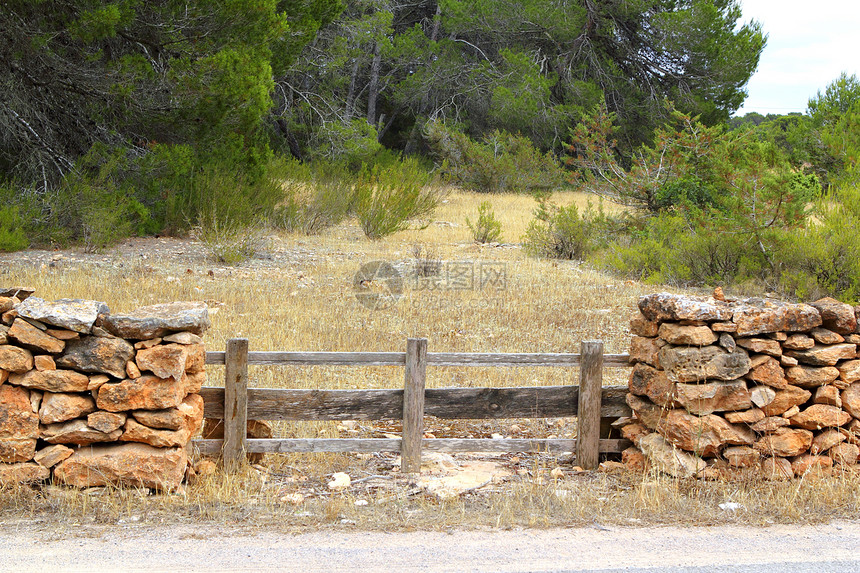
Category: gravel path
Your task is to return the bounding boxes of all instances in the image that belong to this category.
[1,521,858,572]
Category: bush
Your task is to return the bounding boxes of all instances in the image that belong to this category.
[522,194,610,260]
[352,157,439,239]
[193,214,270,265]
[270,158,353,234]
[425,122,566,193]
[0,205,27,252]
[466,201,503,243]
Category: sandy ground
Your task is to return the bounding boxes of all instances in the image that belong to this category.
[1,521,858,572]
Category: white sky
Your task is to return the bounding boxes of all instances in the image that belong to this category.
[735,0,860,116]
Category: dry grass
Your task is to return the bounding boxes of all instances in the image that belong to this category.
[2,188,856,531]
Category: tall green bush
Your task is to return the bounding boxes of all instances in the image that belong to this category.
[352,157,439,239]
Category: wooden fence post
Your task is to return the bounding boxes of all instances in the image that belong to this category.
[223,338,249,472]
[401,338,428,474]
[577,340,603,470]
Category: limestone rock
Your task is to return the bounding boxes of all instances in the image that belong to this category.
[712,322,737,333]
[761,386,813,417]
[718,333,736,352]
[33,444,74,468]
[747,357,788,389]
[0,287,33,301]
[163,331,204,345]
[732,301,821,337]
[41,419,123,445]
[725,408,766,424]
[628,363,677,407]
[39,392,96,424]
[736,337,781,357]
[674,380,751,415]
[761,456,794,480]
[811,297,857,334]
[813,385,842,408]
[57,335,134,379]
[132,393,203,432]
[15,297,109,334]
[790,404,850,431]
[780,355,799,367]
[837,360,860,383]
[750,386,777,408]
[0,297,13,314]
[659,409,754,457]
[638,293,732,323]
[754,427,813,457]
[629,336,663,367]
[183,371,206,394]
[637,433,706,478]
[45,328,79,341]
[617,423,646,447]
[723,446,760,468]
[0,384,39,462]
[34,355,56,371]
[811,429,846,455]
[8,319,64,354]
[811,327,844,345]
[96,374,188,412]
[783,334,815,350]
[785,343,857,367]
[9,369,89,393]
[0,462,49,485]
[629,313,658,337]
[625,394,665,430]
[183,344,206,374]
[658,323,717,346]
[86,411,127,433]
[659,345,750,383]
[751,416,791,433]
[622,447,647,472]
[791,454,832,476]
[136,343,187,380]
[785,365,840,388]
[134,338,162,350]
[125,361,141,379]
[101,301,210,339]
[53,443,187,490]
[0,345,34,373]
[829,443,859,465]
[87,374,110,392]
[120,417,192,448]
[839,383,860,419]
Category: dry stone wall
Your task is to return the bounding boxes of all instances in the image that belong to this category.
[622,291,860,479]
[0,288,208,490]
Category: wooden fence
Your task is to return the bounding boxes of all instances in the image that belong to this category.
[191,338,633,472]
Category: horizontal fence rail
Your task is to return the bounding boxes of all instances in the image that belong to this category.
[193,339,633,472]
[204,351,632,368]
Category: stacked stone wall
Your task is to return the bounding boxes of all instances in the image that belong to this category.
[0,288,209,490]
[622,291,860,479]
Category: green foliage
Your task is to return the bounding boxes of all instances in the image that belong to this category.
[466,201,503,243]
[522,194,609,261]
[426,123,566,193]
[193,216,270,265]
[0,205,28,252]
[270,158,353,234]
[352,158,439,239]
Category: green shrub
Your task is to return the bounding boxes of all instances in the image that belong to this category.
[193,214,270,265]
[466,201,503,243]
[270,158,353,234]
[352,157,439,239]
[0,205,28,252]
[425,122,566,193]
[522,194,609,260]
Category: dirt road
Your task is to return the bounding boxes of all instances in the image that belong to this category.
[1,520,858,572]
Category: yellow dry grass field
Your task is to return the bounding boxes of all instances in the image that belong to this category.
[2,189,859,531]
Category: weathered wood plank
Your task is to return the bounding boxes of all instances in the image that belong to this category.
[199,385,631,421]
[401,338,428,473]
[205,351,632,368]
[222,338,249,471]
[190,438,632,455]
[576,341,603,470]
